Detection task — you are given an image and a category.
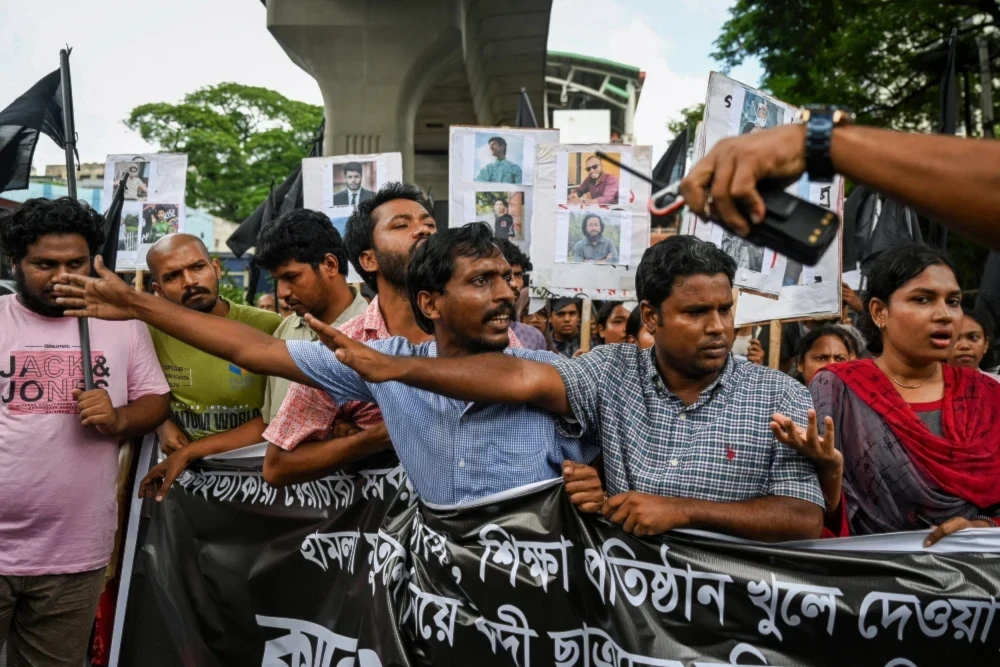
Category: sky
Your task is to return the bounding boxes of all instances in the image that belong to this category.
[0,0,761,173]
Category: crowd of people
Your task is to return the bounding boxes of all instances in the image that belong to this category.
[2,120,1000,664]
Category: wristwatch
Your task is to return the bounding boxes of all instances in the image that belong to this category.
[796,106,854,182]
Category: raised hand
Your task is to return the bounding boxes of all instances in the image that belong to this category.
[562,460,605,513]
[304,314,400,383]
[770,409,840,471]
[746,339,765,366]
[53,255,137,320]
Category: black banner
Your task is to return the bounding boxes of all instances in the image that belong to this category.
[113,453,1000,667]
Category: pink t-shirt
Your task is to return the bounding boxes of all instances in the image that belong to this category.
[0,295,169,575]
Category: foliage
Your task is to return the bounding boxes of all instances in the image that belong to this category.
[666,103,705,149]
[214,254,248,305]
[713,0,1000,130]
[126,83,322,222]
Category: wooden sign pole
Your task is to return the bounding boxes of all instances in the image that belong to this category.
[768,319,782,369]
[579,296,592,353]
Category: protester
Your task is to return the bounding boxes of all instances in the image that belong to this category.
[679,123,1000,252]
[143,234,281,455]
[776,245,1000,545]
[137,210,377,497]
[256,292,278,314]
[0,198,170,665]
[55,223,589,506]
[623,305,654,349]
[548,297,581,357]
[277,297,294,318]
[257,184,439,486]
[596,300,630,344]
[497,239,546,351]
[795,325,857,386]
[521,306,549,340]
[948,309,995,379]
[307,235,825,542]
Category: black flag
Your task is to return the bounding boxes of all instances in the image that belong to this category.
[100,175,128,272]
[0,70,68,192]
[245,181,278,306]
[515,87,538,128]
[650,127,688,228]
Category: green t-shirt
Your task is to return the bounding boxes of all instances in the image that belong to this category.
[150,300,281,440]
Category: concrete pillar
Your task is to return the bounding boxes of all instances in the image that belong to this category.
[267,0,461,180]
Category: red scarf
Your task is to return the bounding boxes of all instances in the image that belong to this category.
[826,358,1000,509]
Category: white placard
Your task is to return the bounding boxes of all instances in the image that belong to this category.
[689,72,843,323]
[302,152,403,285]
[448,126,559,255]
[552,109,611,144]
[528,143,652,301]
[103,153,188,271]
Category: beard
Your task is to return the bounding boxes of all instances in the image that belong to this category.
[14,267,64,318]
[587,230,603,240]
[181,285,218,313]
[373,244,418,290]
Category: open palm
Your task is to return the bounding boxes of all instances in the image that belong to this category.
[54,256,137,321]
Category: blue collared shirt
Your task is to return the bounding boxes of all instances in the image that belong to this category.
[287,337,598,506]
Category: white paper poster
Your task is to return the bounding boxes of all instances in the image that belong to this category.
[690,72,844,324]
[103,153,188,271]
[528,143,652,301]
[302,152,403,284]
[448,126,559,254]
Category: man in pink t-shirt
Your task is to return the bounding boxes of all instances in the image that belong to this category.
[0,198,169,666]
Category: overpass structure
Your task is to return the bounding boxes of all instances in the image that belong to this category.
[266,0,553,199]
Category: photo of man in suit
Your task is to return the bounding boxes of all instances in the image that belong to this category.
[333,162,375,207]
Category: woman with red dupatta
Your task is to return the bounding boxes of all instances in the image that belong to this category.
[773,245,1000,544]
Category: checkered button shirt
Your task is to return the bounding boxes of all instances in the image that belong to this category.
[287,337,597,506]
[552,345,824,508]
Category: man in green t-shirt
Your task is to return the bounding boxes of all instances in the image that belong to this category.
[146,234,281,451]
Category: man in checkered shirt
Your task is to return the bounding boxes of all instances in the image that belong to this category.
[313,235,827,542]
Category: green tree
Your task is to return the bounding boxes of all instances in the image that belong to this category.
[713,0,999,131]
[126,83,322,221]
[666,103,705,149]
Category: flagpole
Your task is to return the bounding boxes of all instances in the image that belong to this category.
[60,47,94,392]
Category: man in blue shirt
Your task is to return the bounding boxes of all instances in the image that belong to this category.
[54,219,596,506]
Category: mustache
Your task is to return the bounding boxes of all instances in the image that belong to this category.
[182,286,211,302]
[482,302,515,324]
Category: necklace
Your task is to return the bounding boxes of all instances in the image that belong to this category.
[876,359,939,389]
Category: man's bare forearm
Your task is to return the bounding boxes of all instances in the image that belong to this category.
[683,495,823,542]
[182,416,267,462]
[129,291,312,386]
[263,425,393,487]
[115,393,169,438]
[392,353,572,416]
[832,126,1000,249]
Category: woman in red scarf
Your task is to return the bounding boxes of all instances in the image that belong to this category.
[772,245,1000,544]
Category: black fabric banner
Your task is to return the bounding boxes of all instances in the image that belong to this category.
[114,455,1000,666]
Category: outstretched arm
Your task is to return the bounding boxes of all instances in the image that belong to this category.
[54,257,315,387]
[304,314,573,416]
[680,124,1000,251]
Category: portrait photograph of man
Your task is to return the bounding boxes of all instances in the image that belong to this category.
[112,157,150,201]
[473,191,524,241]
[567,211,621,265]
[473,133,524,184]
[332,161,376,207]
[566,153,620,205]
[721,229,765,273]
[141,204,180,244]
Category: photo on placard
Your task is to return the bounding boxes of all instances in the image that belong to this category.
[112,157,151,201]
[565,210,626,265]
[738,91,785,135]
[141,204,180,243]
[473,191,524,241]
[118,203,142,252]
[472,132,525,185]
[721,229,765,273]
[332,160,378,207]
[566,152,621,205]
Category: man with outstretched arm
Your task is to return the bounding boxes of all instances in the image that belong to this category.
[304,236,831,542]
[55,223,591,506]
